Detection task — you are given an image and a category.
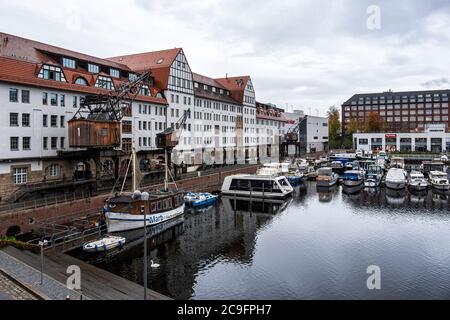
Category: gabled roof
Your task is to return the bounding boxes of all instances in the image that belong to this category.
[0,32,130,71]
[107,48,182,90]
[215,76,251,103]
[0,56,167,105]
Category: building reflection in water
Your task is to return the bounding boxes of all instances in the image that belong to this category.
[90,196,292,299]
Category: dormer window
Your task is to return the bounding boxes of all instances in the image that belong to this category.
[62,57,76,69]
[75,77,88,86]
[194,82,199,88]
[203,85,208,90]
[88,64,100,74]
[212,87,216,93]
[220,89,224,94]
[95,76,114,90]
[129,73,137,81]
[110,68,120,78]
[140,85,150,96]
[38,65,67,82]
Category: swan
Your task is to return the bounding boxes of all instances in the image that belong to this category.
[150,260,160,268]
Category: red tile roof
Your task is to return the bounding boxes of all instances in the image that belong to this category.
[0,57,167,105]
[0,32,130,71]
[215,76,251,103]
[107,49,182,90]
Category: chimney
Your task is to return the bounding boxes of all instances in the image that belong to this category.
[226,73,228,80]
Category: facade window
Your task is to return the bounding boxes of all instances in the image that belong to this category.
[122,121,132,134]
[60,137,65,149]
[60,116,65,128]
[75,77,88,86]
[13,168,28,185]
[51,137,58,149]
[43,137,48,150]
[129,73,137,81]
[51,115,58,127]
[22,113,30,127]
[50,93,58,106]
[43,92,48,105]
[73,96,78,108]
[110,68,120,78]
[62,57,76,69]
[38,65,66,82]
[9,88,18,102]
[10,137,19,151]
[88,64,100,73]
[22,137,31,150]
[139,85,150,96]
[60,94,65,107]
[10,113,19,127]
[43,115,48,127]
[21,90,30,103]
[50,164,58,177]
[95,76,115,90]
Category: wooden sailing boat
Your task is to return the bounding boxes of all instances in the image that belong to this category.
[105,147,185,233]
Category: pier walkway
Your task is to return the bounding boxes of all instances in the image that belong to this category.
[0,246,170,300]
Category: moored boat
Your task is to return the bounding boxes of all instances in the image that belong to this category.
[343,170,365,187]
[184,192,219,207]
[364,165,384,188]
[385,168,408,190]
[408,171,429,191]
[316,167,339,188]
[221,174,294,199]
[83,235,126,253]
[429,171,450,191]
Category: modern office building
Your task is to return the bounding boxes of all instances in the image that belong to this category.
[342,90,450,134]
[354,124,450,153]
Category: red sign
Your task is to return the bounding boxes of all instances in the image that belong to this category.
[385,134,397,139]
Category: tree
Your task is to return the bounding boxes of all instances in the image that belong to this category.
[343,118,359,149]
[327,106,341,149]
[363,112,383,133]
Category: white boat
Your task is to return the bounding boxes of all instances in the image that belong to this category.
[343,170,365,187]
[316,167,339,188]
[364,165,384,188]
[297,159,317,180]
[429,171,450,191]
[257,162,289,176]
[390,157,405,169]
[221,174,294,199]
[408,171,429,191]
[83,236,126,253]
[385,168,408,190]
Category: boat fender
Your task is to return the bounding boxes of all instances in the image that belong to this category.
[103,243,107,251]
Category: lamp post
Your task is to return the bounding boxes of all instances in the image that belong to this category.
[141,192,150,301]
[38,239,48,285]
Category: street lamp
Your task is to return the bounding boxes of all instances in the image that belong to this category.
[38,239,48,285]
[141,191,150,301]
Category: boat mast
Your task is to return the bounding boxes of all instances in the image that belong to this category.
[164,148,169,192]
[132,146,137,192]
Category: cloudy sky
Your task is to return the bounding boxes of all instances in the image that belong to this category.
[1,0,450,116]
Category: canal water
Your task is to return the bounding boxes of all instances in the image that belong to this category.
[73,182,450,300]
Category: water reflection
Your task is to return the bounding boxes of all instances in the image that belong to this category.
[76,181,450,300]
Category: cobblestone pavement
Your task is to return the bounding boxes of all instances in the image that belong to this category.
[0,272,38,300]
[0,251,82,300]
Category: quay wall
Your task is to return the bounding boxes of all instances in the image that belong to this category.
[0,166,258,236]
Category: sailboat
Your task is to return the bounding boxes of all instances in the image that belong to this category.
[105,147,185,233]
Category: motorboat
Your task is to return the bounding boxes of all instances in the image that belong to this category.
[257,162,303,186]
[221,174,294,199]
[390,157,405,169]
[343,170,365,187]
[385,168,408,190]
[364,165,384,188]
[297,159,317,180]
[331,161,345,175]
[83,236,126,253]
[408,171,429,192]
[184,192,219,207]
[429,171,450,191]
[316,167,339,188]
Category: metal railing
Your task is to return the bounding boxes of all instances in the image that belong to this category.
[0,190,93,214]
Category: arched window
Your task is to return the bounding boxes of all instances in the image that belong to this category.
[75,77,88,86]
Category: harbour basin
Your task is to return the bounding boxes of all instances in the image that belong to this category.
[72,182,450,300]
